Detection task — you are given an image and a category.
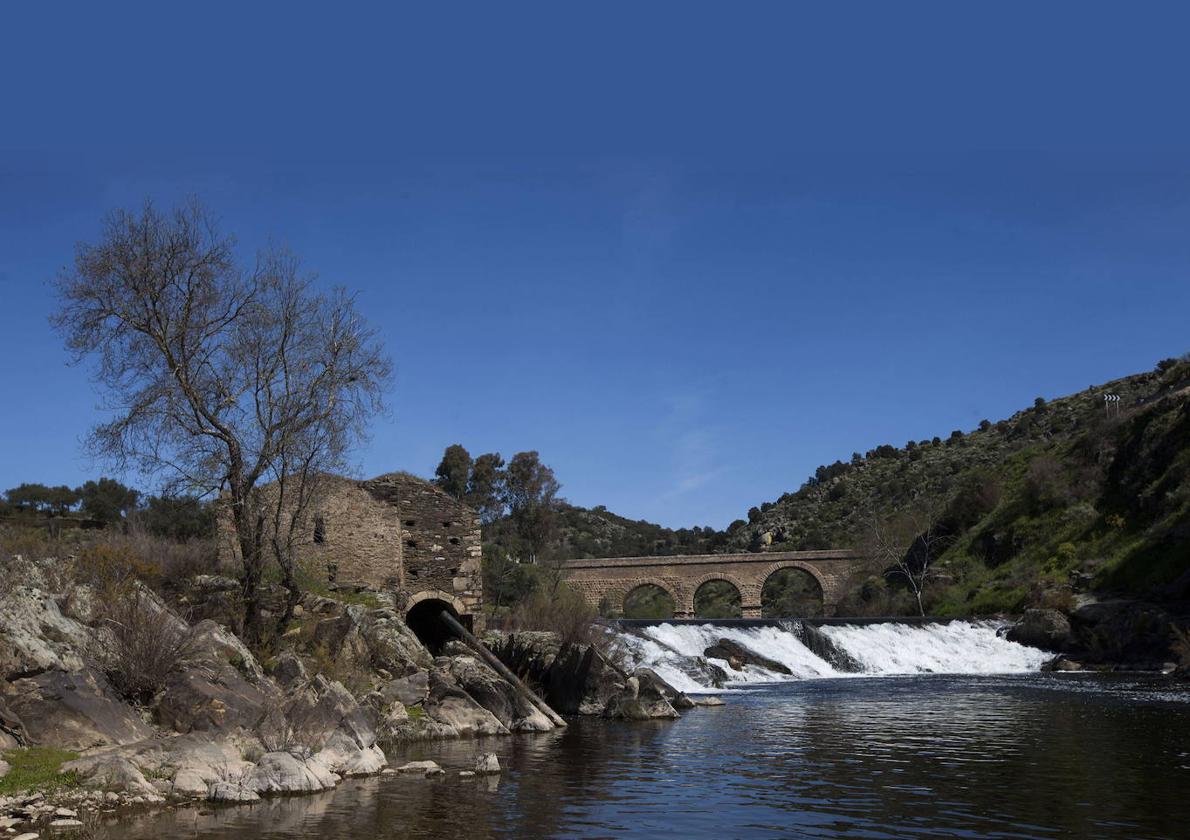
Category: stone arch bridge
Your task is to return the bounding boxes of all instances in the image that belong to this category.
[562,549,868,618]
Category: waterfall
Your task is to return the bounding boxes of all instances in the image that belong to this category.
[616,620,1050,693]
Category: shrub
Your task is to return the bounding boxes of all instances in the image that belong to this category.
[508,583,600,645]
[97,590,199,705]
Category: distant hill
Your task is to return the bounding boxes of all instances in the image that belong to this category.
[721,355,1190,614]
[484,502,727,561]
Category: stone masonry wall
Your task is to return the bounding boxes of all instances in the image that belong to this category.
[216,472,483,627]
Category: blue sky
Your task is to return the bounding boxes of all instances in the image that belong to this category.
[2,3,1190,528]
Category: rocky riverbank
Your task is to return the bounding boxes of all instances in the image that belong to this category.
[1005,599,1190,674]
[0,556,703,836]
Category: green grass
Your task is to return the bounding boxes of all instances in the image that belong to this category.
[405,704,424,719]
[0,747,80,794]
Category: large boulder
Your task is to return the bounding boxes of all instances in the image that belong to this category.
[604,671,680,721]
[1005,609,1074,652]
[703,638,792,675]
[61,753,161,799]
[360,609,434,676]
[270,675,387,776]
[423,670,508,736]
[247,751,338,794]
[440,654,553,732]
[4,667,155,750]
[157,660,276,734]
[1068,601,1177,668]
[486,631,628,716]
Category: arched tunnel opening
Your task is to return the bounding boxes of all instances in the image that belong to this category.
[405,598,472,654]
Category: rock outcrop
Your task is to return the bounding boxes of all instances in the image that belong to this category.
[485,631,687,719]
[1005,609,1074,652]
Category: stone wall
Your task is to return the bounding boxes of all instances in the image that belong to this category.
[216,472,483,629]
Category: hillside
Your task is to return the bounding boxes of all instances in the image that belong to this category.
[723,356,1190,615]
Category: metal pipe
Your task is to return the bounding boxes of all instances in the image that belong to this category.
[438,610,567,729]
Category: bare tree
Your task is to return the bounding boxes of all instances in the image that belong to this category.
[53,200,391,643]
[864,498,953,617]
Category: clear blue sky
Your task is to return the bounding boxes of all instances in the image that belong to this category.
[3,3,1189,528]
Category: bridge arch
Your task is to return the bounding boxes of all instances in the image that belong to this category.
[686,573,747,618]
[622,578,680,619]
[760,562,826,617]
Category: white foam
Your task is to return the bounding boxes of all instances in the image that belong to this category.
[618,620,1049,690]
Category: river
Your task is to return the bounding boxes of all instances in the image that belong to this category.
[112,622,1190,839]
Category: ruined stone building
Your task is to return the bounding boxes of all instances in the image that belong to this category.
[219,472,484,634]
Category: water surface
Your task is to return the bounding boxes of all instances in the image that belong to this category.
[115,673,1190,839]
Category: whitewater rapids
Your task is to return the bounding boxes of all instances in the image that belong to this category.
[616,621,1051,693]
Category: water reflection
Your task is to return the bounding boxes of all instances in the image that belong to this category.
[114,674,1190,839]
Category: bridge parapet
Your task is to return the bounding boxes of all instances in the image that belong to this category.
[562,549,869,618]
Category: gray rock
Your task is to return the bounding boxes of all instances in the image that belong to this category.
[0,586,92,680]
[61,753,160,798]
[208,781,261,802]
[485,631,628,716]
[189,620,267,683]
[703,639,792,675]
[1006,609,1073,652]
[247,751,337,794]
[692,695,725,706]
[382,672,429,706]
[442,655,553,732]
[271,652,307,687]
[603,672,680,721]
[423,671,508,737]
[360,610,434,676]
[395,760,441,774]
[0,757,9,779]
[157,659,276,734]
[474,753,500,775]
[5,667,155,750]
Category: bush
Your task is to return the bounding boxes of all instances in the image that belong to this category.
[97,590,199,705]
[508,583,600,645]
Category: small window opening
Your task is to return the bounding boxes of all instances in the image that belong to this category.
[406,539,418,549]
[404,519,417,527]
[313,516,326,544]
[442,520,454,528]
[408,568,420,579]
[449,537,461,545]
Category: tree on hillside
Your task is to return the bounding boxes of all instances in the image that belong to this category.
[504,451,561,567]
[467,452,506,523]
[865,498,953,617]
[434,444,472,499]
[135,494,215,541]
[53,200,391,642]
[77,477,140,524]
[4,483,79,515]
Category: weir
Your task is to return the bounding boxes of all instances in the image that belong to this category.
[616,619,1050,692]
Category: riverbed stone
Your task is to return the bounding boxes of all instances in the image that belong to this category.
[703,639,792,675]
[474,753,500,774]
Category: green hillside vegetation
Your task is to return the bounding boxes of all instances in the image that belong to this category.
[726,356,1190,616]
